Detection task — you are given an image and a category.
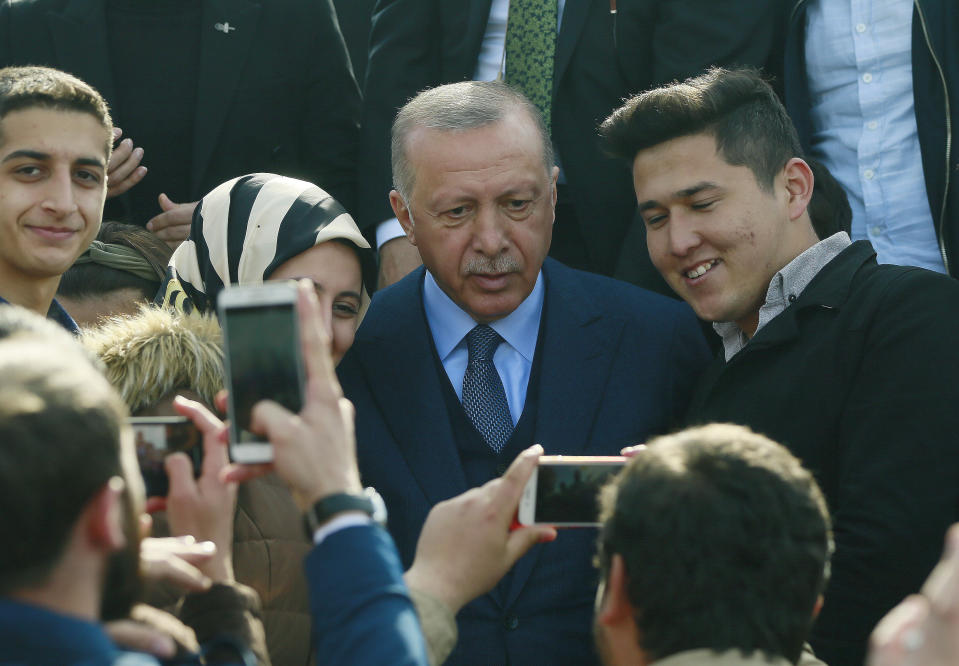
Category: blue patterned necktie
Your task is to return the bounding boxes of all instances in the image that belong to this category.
[462,325,514,453]
[503,0,558,134]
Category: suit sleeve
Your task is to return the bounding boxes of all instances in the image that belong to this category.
[810,271,959,665]
[356,0,442,234]
[306,524,430,665]
[301,0,362,214]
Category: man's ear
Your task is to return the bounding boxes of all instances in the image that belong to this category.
[596,554,634,627]
[84,477,128,552]
[389,190,417,246]
[782,158,815,222]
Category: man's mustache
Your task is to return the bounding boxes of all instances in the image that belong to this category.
[464,255,521,275]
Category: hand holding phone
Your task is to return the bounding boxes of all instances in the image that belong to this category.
[405,444,557,614]
[163,395,237,584]
[129,416,202,498]
[223,280,362,510]
[518,456,627,527]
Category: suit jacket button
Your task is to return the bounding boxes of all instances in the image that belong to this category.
[504,614,519,631]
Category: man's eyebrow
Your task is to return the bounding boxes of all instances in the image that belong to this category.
[0,149,106,169]
[76,156,106,169]
[676,181,720,198]
[1,149,50,164]
[637,181,721,213]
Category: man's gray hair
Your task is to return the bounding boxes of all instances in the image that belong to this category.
[391,80,555,203]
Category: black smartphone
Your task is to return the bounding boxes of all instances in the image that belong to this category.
[128,416,202,497]
[218,282,305,464]
[518,456,627,527]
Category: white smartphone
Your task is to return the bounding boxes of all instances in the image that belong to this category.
[218,282,305,464]
[518,455,627,527]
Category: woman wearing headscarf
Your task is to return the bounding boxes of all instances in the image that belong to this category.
[157,172,376,364]
[150,174,380,665]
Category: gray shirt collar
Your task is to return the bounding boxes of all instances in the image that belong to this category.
[715,232,852,360]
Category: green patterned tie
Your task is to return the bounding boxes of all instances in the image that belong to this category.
[503,0,557,134]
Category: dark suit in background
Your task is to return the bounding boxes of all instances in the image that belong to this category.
[358,0,781,284]
[0,0,361,221]
[332,0,375,87]
[338,259,712,664]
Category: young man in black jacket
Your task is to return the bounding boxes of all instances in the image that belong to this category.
[601,67,959,666]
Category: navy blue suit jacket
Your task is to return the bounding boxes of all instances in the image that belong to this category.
[338,259,711,664]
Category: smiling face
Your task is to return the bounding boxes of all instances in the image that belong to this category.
[633,133,816,335]
[0,108,108,304]
[269,240,363,365]
[391,109,557,323]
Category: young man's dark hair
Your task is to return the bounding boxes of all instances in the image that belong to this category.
[596,424,833,664]
[600,67,802,193]
[0,65,112,152]
[0,330,126,594]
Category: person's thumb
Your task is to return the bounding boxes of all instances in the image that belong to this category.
[158,192,177,211]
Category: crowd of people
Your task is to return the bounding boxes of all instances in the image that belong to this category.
[0,1,958,666]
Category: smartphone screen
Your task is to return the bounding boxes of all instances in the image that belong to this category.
[223,302,303,445]
[129,416,202,497]
[531,459,626,526]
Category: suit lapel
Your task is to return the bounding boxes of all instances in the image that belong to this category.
[355,270,469,505]
[552,0,590,98]
[534,260,623,456]
[46,0,116,103]
[191,0,261,194]
[505,260,624,607]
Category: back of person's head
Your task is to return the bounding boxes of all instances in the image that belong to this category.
[597,424,833,664]
[58,222,172,327]
[0,65,112,150]
[0,309,127,595]
[600,67,802,193]
[391,80,554,202]
[806,159,852,239]
[81,305,223,414]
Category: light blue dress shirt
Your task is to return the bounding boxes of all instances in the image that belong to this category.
[422,270,544,426]
[805,0,945,273]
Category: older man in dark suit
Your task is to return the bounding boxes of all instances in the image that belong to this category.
[338,80,712,664]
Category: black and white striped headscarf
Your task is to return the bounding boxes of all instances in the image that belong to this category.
[157,173,374,314]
